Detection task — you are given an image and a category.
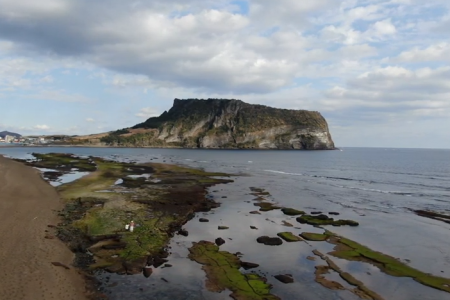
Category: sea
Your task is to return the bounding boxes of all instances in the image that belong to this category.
[1,146,449,300]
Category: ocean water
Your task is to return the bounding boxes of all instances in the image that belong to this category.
[1,147,450,300]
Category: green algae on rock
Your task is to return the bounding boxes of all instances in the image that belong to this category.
[277,232,303,242]
[313,249,384,300]
[188,241,280,300]
[327,234,450,293]
[23,153,234,275]
[300,232,328,241]
[254,202,281,212]
[19,152,97,172]
[296,214,359,226]
[281,208,305,216]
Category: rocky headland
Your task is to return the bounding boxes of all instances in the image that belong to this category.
[70,99,335,150]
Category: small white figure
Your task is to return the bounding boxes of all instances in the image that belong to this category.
[129,220,135,232]
[125,224,130,230]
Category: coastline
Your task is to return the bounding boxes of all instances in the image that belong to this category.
[0,155,89,300]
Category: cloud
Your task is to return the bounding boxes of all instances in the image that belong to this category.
[0,1,450,147]
[85,118,95,122]
[323,66,450,119]
[396,42,450,62]
[33,124,50,130]
[136,107,160,119]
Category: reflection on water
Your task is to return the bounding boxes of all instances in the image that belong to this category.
[1,147,450,300]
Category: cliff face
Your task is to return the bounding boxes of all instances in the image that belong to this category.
[104,99,335,150]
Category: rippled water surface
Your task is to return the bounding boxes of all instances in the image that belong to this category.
[1,147,450,300]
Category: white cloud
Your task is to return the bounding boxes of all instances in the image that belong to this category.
[397,42,450,62]
[33,124,50,130]
[0,0,449,147]
[136,107,160,119]
[85,118,95,122]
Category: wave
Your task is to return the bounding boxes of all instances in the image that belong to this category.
[265,169,364,182]
[264,169,450,194]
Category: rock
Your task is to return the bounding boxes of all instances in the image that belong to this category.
[124,260,145,275]
[254,202,281,212]
[218,226,229,230]
[256,236,283,246]
[152,257,169,268]
[163,264,172,268]
[316,214,330,220]
[282,221,294,227]
[277,232,303,242]
[178,229,189,236]
[51,262,70,270]
[281,208,305,216]
[311,211,322,215]
[300,232,328,241]
[215,237,226,246]
[199,218,209,222]
[274,274,294,284]
[105,264,125,274]
[241,262,260,270]
[250,226,258,230]
[328,212,340,215]
[143,266,153,278]
[307,256,316,261]
[249,211,261,215]
[296,215,359,227]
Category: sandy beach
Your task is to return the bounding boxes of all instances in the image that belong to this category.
[0,155,88,300]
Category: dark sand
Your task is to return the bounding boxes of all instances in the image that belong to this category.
[0,156,88,300]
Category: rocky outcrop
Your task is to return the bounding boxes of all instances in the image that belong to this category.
[102,98,335,150]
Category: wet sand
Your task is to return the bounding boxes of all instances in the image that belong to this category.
[0,156,88,300]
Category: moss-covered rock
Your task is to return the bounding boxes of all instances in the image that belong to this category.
[254,202,281,212]
[277,232,303,242]
[27,153,96,172]
[327,233,450,293]
[25,153,235,274]
[188,241,280,300]
[300,232,328,241]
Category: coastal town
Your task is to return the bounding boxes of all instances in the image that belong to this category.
[0,132,68,145]
[0,135,48,145]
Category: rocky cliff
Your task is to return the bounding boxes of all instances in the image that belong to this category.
[101,99,335,150]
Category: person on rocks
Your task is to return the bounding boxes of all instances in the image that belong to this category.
[129,220,135,232]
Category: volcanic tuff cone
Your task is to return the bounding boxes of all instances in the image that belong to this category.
[103,98,335,150]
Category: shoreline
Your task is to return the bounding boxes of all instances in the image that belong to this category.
[0,155,89,300]
[0,144,338,151]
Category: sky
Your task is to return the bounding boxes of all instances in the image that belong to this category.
[0,0,449,148]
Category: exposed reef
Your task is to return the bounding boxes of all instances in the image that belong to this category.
[325,232,450,293]
[188,241,280,300]
[18,153,233,276]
